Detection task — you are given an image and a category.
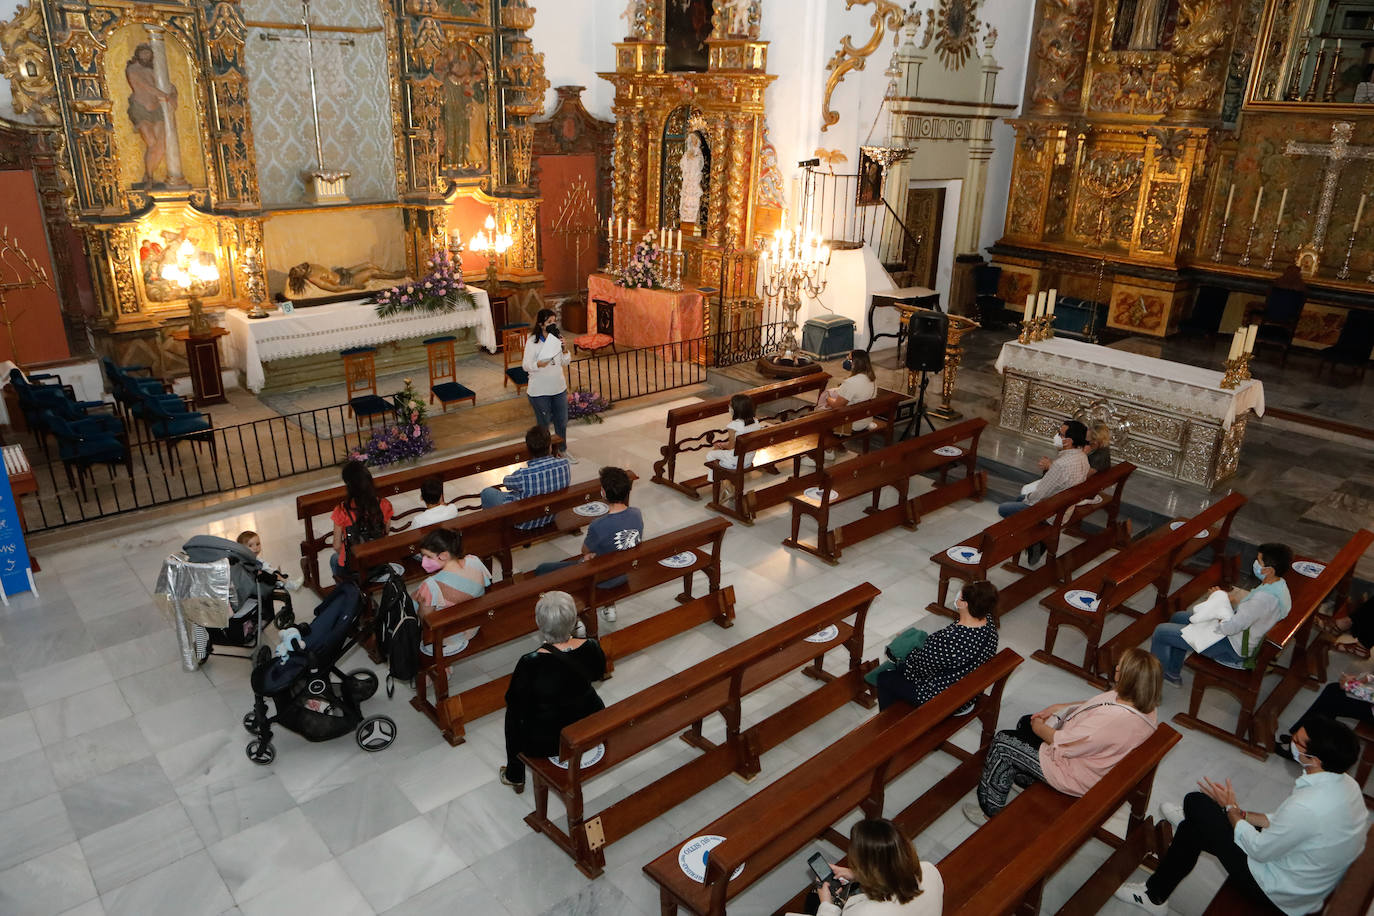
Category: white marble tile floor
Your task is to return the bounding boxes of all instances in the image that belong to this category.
[1,395,1370,915]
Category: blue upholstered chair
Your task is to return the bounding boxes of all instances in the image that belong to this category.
[424,336,476,412]
[42,410,128,499]
[135,393,216,468]
[502,327,530,393]
[340,347,393,428]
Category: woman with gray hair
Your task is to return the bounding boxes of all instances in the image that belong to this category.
[500,591,606,793]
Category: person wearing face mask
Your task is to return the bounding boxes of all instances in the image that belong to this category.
[1148,543,1294,685]
[1114,716,1366,916]
[997,420,1090,521]
[524,308,575,462]
[412,527,492,659]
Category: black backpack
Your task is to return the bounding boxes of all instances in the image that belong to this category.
[372,568,419,696]
[342,503,387,574]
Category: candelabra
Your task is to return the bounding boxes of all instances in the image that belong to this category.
[469,214,513,289]
[1239,215,1259,267]
[550,176,599,304]
[160,239,220,335]
[1219,354,1253,389]
[1263,223,1283,270]
[760,227,830,363]
[0,225,54,360]
[1081,154,1143,332]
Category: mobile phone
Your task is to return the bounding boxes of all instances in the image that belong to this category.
[807,852,833,885]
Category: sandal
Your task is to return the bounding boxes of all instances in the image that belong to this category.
[1332,635,1370,658]
[1315,615,1348,636]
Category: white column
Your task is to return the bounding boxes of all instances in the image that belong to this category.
[145,27,188,188]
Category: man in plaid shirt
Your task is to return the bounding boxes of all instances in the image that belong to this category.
[480,426,572,529]
[996,419,1090,563]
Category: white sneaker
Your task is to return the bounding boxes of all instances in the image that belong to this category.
[284,578,301,592]
[1160,801,1184,829]
[962,801,989,826]
[798,455,817,469]
[599,604,617,623]
[1113,882,1167,914]
[562,452,580,464]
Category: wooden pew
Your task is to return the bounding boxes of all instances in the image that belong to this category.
[941,725,1181,916]
[1176,528,1374,759]
[414,518,733,745]
[709,390,904,525]
[783,417,988,563]
[1202,819,1374,915]
[295,437,559,592]
[928,461,1135,618]
[522,582,882,878]
[1034,493,1247,685]
[651,373,831,498]
[641,649,1024,916]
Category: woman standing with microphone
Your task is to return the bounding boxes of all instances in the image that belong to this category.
[523,308,574,461]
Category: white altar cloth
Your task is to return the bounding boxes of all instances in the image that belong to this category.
[225,289,495,392]
[994,338,1264,428]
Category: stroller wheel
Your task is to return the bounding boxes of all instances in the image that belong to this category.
[355,715,397,752]
[346,669,379,702]
[242,711,261,734]
[245,740,276,765]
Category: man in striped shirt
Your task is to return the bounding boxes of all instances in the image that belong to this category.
[997,420,1090,563]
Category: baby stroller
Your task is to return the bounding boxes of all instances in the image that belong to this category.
[243,581,396,764]
[183,535,291,660]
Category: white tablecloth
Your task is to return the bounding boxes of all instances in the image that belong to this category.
[224,289,495,392]
[994,338,1265,428]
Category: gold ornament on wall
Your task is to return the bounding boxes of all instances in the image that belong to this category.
[0,2,61,125]
[820,0,906,132]
[933,0,981,70]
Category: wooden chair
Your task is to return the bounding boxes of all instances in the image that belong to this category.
[573,298,616,355]
[423,336,475,412]
[340,347,392,428]
[502,328,530,392]
[1317,308,1374,380]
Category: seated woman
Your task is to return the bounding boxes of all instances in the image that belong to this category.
[1277,660,1374,757]
[965,647,1161,824]
[499,591,606,794]
[875,581,998,713]
[1316,594,1374,659]
[412,528,491,659]
[814,818,943,915]
[330,460,394,580]
[1087,422,1113,473]
[802,351,878,466]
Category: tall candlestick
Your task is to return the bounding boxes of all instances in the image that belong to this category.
[1276,187,1288,224]
[1036,291,1048,318]
[1223,184,1235,223]
[1024,293,1034,317]
[1252,185,1265,224]
[1047,288,1057,316]
[1356,195,1367,235]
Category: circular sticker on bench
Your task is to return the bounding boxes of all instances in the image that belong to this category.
[1292,561,1326,578]
[934,445,964,458]
[1064,589,1101,612]
[548,742,606,770]
[803,487,840,502]
[678,835,745,884]
[420,633,469,658]
[805,625,840,643]
[574,501,609,518]
[1168,521,1208,540]
[659,551,697,569]
[946,546,982,564]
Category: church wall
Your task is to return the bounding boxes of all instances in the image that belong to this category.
[527,0,615,120]
[0,169,70,363]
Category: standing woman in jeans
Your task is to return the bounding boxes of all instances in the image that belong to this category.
[524,308,573,461]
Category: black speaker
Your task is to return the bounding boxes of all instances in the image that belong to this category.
[905,310,948,373]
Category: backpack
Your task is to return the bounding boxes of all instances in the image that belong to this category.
[342,503,386,574]
[372,568,419,696]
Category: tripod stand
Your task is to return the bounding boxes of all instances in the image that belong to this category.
[900,370,936,440]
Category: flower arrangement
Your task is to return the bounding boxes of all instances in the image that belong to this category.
[567,388,611,424]
[347,378,435,467]
[372,251,476,318]
[619,232,662,289]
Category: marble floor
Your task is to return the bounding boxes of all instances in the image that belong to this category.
[1,394,1371,916]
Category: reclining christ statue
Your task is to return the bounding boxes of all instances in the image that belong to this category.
[286,262,407,296]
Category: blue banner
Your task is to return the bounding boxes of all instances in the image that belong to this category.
[0,468,34,601]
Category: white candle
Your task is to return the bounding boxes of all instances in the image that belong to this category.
[1047,288,1057,317]
[1355,194,1367,234]
[1025,293,1035,317]
[1037,291,1048,318]
[1252,185,1264,224]
[1276,187,1288,224]
[1244,323,1258,354]
[1228,329,1242,361]
[1223,183,1235,223]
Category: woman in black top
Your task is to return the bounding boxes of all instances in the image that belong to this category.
[876,581,999,712]
[500,591,605,793]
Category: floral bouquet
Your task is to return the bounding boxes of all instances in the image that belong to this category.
[347,378,435,467]
[373,251,476,318]
[567,388,611,424]
[619,232,661,289]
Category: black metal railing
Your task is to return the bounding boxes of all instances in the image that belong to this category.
[798,166,926,279]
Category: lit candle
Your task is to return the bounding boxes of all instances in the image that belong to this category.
[1047,288,1057,317]
[1223,183,1235,223]
[1276,187,1288,224]
[1355,194,1367,234]
[1252,185,1264,224]
[1244,323,1258,354]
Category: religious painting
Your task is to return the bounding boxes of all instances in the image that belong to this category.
[437,42,491,175]
[665,0,714,72]
[131,202,226,306]
[105,24,206,192]
[435,0,489,24]
[856,150,885,206]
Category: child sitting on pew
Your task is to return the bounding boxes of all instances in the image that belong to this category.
[413,528,491,659]
[704,394,762,507]
[964,647,1161,825]
[410,476,459,529]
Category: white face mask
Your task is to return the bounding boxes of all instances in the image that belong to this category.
[1292,743,1313,766]
[1052,433,1064,448]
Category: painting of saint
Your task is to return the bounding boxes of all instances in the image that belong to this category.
[126,43,179,189]
[665,0,713,72]
[138,228,221,302]
[437,44,490,174]
[856,151,884,206]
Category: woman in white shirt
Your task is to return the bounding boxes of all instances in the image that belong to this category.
[814,818,942,916]
[523,308,573,460]
[803,350,878,465]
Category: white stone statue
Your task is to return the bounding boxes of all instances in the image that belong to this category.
[727,0,752,37]
[678,132,705,223]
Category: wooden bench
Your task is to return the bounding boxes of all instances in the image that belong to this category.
[295,437,559,592]
[1034,493,1247,686]
[414,518,733,745]
[708,390,904,525]
[1176,528,1374,759]
[941,725,1181,916]
[522,582,882,878]
[643,648,1023,916]
[1202,819,1374,915]
[928,461,1135,618]
[651,374,831,498]
[783,417,988,563]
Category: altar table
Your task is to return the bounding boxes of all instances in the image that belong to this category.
[995,337,1265,487]
[225,290,494,393]
[586,273,706,349]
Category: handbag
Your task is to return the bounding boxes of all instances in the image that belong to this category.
[864,628,929,686]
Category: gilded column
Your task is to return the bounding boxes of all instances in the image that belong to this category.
[612,109,631,223]
[705,115,727,243]
[725,114,749,248]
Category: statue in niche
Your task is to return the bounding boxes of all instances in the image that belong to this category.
[125,42,178,189]
[665,0,714,72]
[437,44,489,173]
[678,132,706,223]
[725,0,752,37]
[1118,0,1167,50]
[287,262,407,296]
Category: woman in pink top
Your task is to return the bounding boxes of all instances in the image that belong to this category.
[964,647,1162,824]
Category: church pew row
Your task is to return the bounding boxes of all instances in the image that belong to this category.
[651,373,831,499]
[940,725,1181,916]
[928,461,1136,618]
[1177,528,1374,759]
[413,517,733,745]
[782,417,988,564]
[521,582,882,878]
[295,436,559,592]
[1034,492,1247,686]
[642,649,1024,916]
[709,390,905,525]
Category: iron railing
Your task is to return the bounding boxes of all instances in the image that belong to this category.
[798,165,927,279]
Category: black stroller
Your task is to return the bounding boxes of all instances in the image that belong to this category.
[183,535,291,661]
[243,581,397,764]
